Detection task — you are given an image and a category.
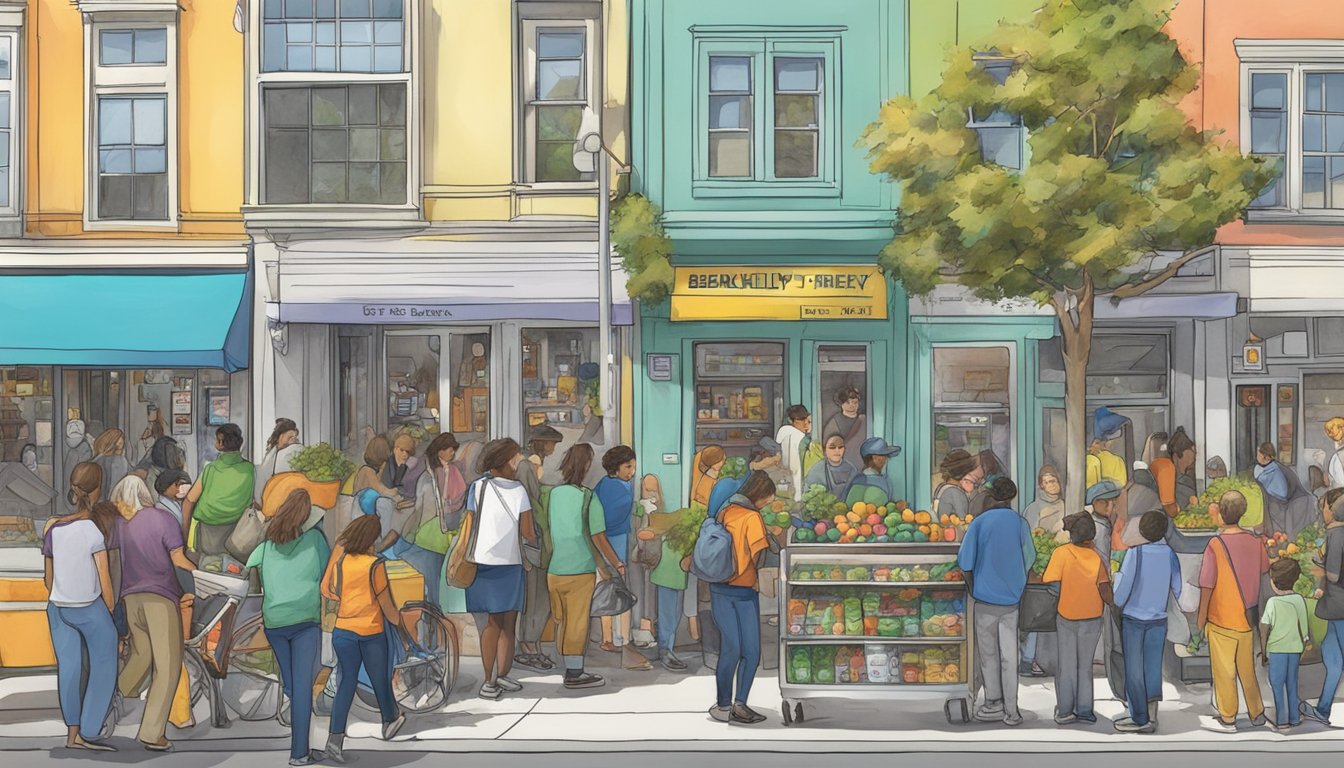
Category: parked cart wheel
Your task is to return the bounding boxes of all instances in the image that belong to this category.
[781,700,794,726]
[794,702,805,723]
[944,696,969,724]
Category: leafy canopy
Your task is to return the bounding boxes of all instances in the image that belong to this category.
[860,0,1276,305]
[611,193,675,304]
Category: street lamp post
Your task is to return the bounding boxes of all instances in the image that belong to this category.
[577,112,618,449]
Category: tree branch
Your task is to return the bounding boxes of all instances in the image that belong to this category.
[1107,247,1212,304]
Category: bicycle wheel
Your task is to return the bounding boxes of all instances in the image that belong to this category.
[394,604,452,713]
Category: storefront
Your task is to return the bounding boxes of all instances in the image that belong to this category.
[253,236,632,471]
[0,268,252,568]
[638,264,909,505]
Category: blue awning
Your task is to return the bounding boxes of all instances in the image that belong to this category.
[0,272,251,371]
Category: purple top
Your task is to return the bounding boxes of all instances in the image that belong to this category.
[113,507,186,603]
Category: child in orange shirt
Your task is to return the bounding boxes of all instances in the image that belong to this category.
[1044,513,1114,724]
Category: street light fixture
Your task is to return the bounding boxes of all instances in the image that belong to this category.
[574,106,618,449]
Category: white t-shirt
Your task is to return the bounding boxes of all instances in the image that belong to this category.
[42,519,106,608]
[468,476,531,566]
[776,424,807,501]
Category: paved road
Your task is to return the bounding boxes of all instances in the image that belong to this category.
[0,747,1307,768]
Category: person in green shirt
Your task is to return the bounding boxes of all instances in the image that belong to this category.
[183,424,256,557]
[1259,558,1310,733]
[539,443,623,690]
[246,489,330,765]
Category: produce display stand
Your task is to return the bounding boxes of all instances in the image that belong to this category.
[778,540,975,725]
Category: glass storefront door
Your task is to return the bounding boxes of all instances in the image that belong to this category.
[816,344,869,470]
[382,328,494,450]
[931,345,1012,494]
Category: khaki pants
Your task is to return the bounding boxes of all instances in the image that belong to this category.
[1207,623,1264,723]
[547,573,595,658]
[118,593,184,744]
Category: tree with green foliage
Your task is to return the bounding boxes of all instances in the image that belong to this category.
[861,0,1276,509]
[611,193,675,304]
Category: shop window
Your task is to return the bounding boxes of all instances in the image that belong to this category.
[931,346,1012,494]
[1037,336,1065,385]
[450,333,492,437]
[0,367,56,547]
[1278,384,1298,466]
[1236,385,1273,474]
[337,330,372,457]
[694,342,785,463]
[1086,334,1168,400]
[521,327,598,429]
[385,333,441,434]
[1316,317,1344,356]
[1304,373,1344,474]
[263,84,408,205]
[816,345,869,469]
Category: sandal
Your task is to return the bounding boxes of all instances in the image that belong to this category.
[600,641,619,653]
[622,646,653,671]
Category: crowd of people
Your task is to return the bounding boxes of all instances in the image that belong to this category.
[36,398,1344,762]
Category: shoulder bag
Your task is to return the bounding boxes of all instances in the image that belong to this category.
[445,480,487,589]
[225,505,270,563]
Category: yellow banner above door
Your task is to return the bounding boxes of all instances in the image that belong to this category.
[670,265,888,321]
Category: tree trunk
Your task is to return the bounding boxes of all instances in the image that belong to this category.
[1052,275,1096,513]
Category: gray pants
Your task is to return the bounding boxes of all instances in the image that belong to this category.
[1056,616,1103,718]
[973,600,1021,716]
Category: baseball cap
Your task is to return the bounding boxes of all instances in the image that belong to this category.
[859,437,901,458]
[1086,480,1123,505]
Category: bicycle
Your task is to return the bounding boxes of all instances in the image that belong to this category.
[344,599,459,715]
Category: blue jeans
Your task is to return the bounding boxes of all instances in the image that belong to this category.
[709,583,759,708]
[47,603,118,740]
[1269,652,1302,726]
[330,629,399,734]
[1021,632,1038,663]
[656,585,683,655]
[1316,620,1344,717]
[1120,616,1166,726]
[265,622,321,760]
[399,543,446,609]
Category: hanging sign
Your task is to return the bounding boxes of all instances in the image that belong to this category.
[670,265,887,321]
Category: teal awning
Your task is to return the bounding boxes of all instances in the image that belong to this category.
[0,272,251,371]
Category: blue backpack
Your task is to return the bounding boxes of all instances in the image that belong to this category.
[691,508,737,584]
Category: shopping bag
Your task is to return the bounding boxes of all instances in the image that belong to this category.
[590,573,638,617]
[1018,584,1059,632]
[225,507,270,563]
[444,510,478,589]
[633,533,663,569]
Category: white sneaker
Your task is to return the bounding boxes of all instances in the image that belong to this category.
[496,676,523,692]
[478,682,502,700]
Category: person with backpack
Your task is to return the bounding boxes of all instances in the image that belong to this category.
[696,471,780,725]
[320,515,408,762]
[535,443,625,689]
[1113,510,1182,733]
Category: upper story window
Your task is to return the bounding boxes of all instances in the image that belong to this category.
[262,0,404,74]
[521,20,596,184]
[87,21,176,225]
[968,58,1023,170]
[0,31,18,215]
[257,0,411,206]
[99,28,167,66]
[1238,41,1344,216]
[692,32,837,197]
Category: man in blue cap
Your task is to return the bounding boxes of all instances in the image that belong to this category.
[844,437,901,501]
[1088,408,1130,489]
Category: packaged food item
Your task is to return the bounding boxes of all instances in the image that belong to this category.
[788,598,806,635]
[834,647,850,683]
[812,646,835,684]
[866,644,891,683]
[789,647,811,684]
[901,651,923,684]
[849,647,866,683]
[844,596,863,635]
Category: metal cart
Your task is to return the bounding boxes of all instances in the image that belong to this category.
[778,540,976,725]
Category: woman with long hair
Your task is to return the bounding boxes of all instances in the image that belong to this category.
[132,436,186,494]
[246,489,330,766]
[320,515,407,762]
[256,418,302,505]
[401,432,467,608]
[540,443,625,689]
[463,438,538,700]
[111,475,195,752]
[92,428,130,503]
[44,463,117,751]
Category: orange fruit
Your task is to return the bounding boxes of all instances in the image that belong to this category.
[838,522,851,535]
[852,501,867,515]
[915,511,932,525]
[939,514,951,527]
[859,524,874,537]
[902,509,915,524]
[866,503,878,516]
[834,514,847,526]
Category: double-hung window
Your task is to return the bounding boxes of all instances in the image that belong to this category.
[693,32,837,196]
[88,21,176,224]
[1239,41,1344,216]
[967,58,1023,170]
[258,0,411,206]
[521,19,597,184]
[0,28,20,220]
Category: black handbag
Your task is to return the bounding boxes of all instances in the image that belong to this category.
[1019,583,1060,632]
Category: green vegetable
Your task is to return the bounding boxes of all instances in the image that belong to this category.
[664,504,708,557]
[719,456,748,480]
[286,442,356,484]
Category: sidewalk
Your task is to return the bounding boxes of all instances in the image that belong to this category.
[4,652,1344,754]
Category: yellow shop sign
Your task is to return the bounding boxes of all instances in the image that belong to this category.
[670,265,888,321]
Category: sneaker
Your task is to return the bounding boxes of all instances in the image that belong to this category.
[709,705,732,722]
[1277,724,1294,734]
[974,703,1005,722]
[1202,718,1238,734]
[1250,712,1269,728]
[1002,712,1024,727]
[1114,719,1157,734]
[382,712,406,740]
[496,676,523,693]
[325,734,346,764]
[632,629,657,648]
[289,751,325,766]
[563,672,606,690]
[1019,661,1046,677]
[1301,701,1330,725]
[478,682,502,700]
[513,654,552,672]
[730,703,767,725]
[1076,713,1097,724]
[1054,713,1078,726]
[661,652,688,672]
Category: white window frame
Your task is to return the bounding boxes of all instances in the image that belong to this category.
[83,15,178,230]
[520,18,598,188]
[1237,39,1344,221]
[246,0,419,223]
[0,24,23,222]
